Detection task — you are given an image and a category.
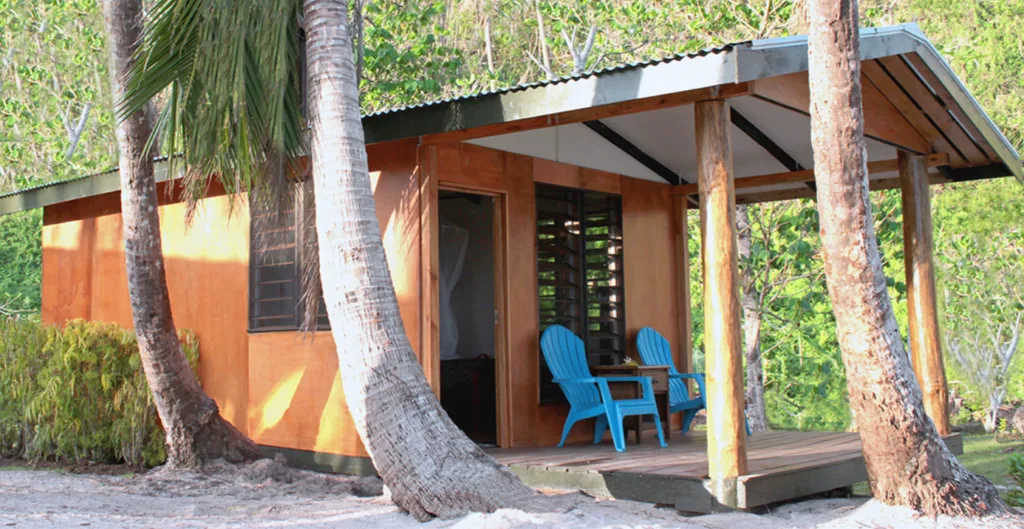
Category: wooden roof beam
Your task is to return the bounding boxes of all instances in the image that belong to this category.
[675,153,950,196]
[750,71,931,154]
[583,120,683,185]
[729,108,815,192]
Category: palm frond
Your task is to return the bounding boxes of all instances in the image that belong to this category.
[119,0,306,210]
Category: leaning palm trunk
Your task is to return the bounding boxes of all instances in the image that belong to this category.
[301,0,534,520]
[104,0,259,469]
[806,0,1003,515]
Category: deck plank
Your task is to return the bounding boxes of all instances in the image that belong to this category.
[486,430,967,513]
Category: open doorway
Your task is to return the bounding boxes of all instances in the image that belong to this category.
[438,190,498,445]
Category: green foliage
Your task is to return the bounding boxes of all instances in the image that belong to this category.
[0,0,115,192]
[0,210,42,312]
[1008,453,1024,506]
[0,318,199,466]
[360,1,465,113]
[119,0,306,206]
[933,180,1024,421]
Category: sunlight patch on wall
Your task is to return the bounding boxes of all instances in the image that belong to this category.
[251,367,305,438]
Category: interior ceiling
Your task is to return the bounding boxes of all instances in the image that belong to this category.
[466,95,912,200]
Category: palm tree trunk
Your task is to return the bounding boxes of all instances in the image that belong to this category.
[807,0,1003,515]
[737,205,768,432]
[104,0,259,469]
[301,0,534,520]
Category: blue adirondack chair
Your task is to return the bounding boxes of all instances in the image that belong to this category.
[636,326,753,436]
[540,325,667,452]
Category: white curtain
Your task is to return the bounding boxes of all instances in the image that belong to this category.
[439,218,469,360]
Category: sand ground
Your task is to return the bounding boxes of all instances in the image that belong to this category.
[0,458,1020,529]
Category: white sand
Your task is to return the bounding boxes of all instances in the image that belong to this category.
[0,459,1020,528]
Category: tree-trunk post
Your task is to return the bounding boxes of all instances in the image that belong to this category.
[899,150,951,436]
[696,99,748,507]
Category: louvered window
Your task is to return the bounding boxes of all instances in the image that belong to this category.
[249,185,329,331]
[536,183,625,403]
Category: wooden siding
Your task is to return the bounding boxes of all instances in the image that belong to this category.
[39,138,687,458]
[42,188,251,432]
[247,331,368,457]
[430,142,688,448]
[247,139,423,458]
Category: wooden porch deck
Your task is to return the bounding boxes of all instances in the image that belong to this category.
[486,430,963,513]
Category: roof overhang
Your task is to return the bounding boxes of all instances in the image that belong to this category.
[361,24,1021,186]
[1,23,1019,216]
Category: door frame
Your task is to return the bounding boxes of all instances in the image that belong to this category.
[425,180,512,447]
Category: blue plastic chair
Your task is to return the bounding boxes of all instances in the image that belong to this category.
[636,327,753,436]
[540,325,667,452]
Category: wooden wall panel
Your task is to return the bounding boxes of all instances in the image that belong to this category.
[368,139,422,362]
[248,138,422,456]
[532,158,621,195]
[41,193,251,431]
[622,177,682,362]
[503,151,542,447]
[436,142,507,192]
[40,217,95,325]
[247,331,368,457]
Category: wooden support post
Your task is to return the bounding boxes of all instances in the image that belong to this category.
[674,195,694,374]
[898,150,951,435]
[673,194,694,433]
[696,100,747,507]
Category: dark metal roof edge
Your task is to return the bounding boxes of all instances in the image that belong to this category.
[361,43,744,119]
[0,160,175,216]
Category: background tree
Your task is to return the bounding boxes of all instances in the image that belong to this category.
[103,0,259,468]
[806,0,1003,515]
[935,179,1024,432]
[737,202,821,431]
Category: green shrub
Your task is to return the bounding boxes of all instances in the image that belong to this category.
[0,317,198,467]
[1008,453,1024,507]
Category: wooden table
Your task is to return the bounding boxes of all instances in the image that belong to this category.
[593,365,671,444]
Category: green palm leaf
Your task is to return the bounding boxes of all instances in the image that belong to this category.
[119,0,305,209]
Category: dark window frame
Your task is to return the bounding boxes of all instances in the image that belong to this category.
[536,182,626,403]
[248,185,329,333]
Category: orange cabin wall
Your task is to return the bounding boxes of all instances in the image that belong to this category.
[246,139,422,458]
[41,184,251,432]
[38,138,687,459]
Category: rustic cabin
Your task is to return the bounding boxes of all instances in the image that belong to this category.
[1,24,1020,512]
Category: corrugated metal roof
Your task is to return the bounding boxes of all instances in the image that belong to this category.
[0,45,741,202]
[1,25,1019,215]
[362,43,742,118]
[0,155,170,200]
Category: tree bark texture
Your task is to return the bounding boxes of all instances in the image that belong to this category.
[899,151,951,436]
[696,99,747,507]
[302,0,534,520]
[807,0,1003,515]
[104,0,259,469]
[737,205,769,432]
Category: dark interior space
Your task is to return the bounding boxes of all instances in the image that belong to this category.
[438,190,497,445]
